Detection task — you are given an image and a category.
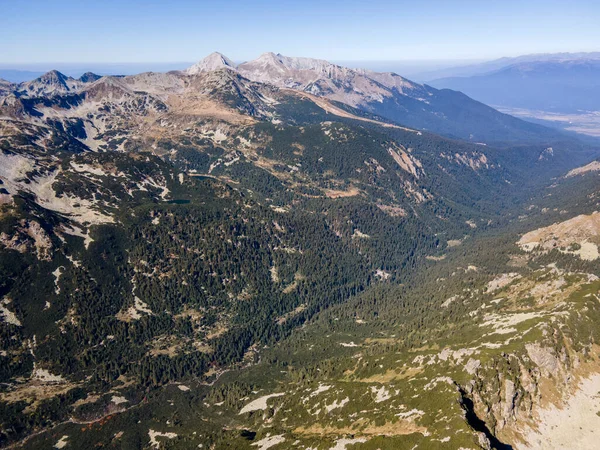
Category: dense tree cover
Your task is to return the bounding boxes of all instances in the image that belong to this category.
[0,170,442,443]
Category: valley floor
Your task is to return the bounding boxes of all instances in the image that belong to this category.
[498,107,600,137]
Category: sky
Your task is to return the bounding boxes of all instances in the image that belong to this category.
[2,0,600,65]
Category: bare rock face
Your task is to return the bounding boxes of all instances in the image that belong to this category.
[517,211,600,261]
[25,220,53,261]
[0,219,53,261]
[476,432,492,450]
[465,358,481,375]
[0,231,29,254]
[237,52,426,109]
[526,343,560,377]
[186,52,236,75]
[464,328,589,444]
[501,379,518,426]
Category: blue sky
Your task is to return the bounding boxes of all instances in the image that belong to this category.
[2,0,599,64]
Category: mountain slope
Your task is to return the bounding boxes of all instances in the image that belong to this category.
[235,52,568,143]
[10,157,600,449]
[1,56,600,449]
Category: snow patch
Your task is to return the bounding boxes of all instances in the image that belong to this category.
[329,437,368,450]
[370,385,392,403]
[0,298,21,326]
[52,266,64,294]
[325,396,349,412]
[239,393,285,414]
[33,367,66,383]
[148,430,177,449]
[54,435,69,449]
[251,434,285,450]
[111,395,128,405]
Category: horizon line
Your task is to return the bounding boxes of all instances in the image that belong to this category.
[2,49,600,67]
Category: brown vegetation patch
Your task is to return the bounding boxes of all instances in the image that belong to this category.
[1,381,78,412]
[323,186,361,198]
[357,367,423,383]
[294,417,427,437]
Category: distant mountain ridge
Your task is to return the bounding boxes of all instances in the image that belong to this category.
[429,53,600,114]
[420,51,600,81]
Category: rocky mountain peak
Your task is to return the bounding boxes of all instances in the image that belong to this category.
[186,52,236,75]
[239,52,343,77]
[42,69,69,79]
[82,75,135,101]
[19,70,80,97]
[0,78,14,96]
[79,72,102,83]
[35,70,71,87]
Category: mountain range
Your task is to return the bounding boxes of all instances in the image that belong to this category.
[1,52,570,144]
[1,51,600,449]
[420,52,600,80]
[429,53,600,114]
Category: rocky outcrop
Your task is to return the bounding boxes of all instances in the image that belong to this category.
[463,334,589,445]
[525,343,561,377]
[0,219,53,261]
